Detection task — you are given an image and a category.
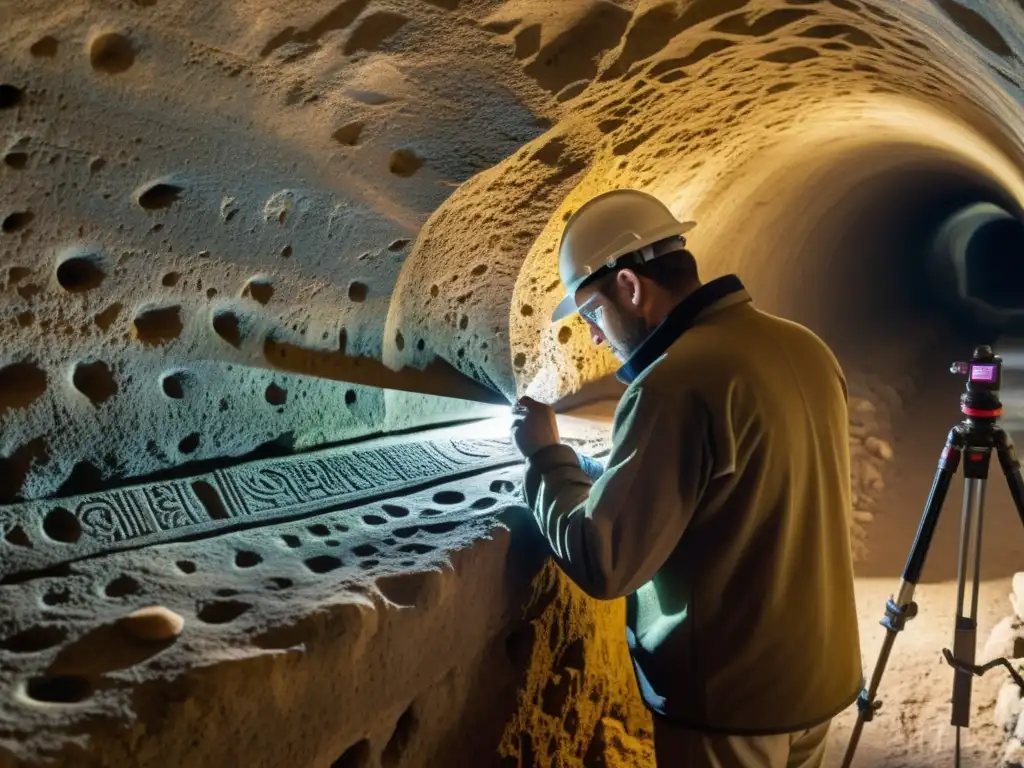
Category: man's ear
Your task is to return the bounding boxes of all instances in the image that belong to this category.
[615,269,642,308]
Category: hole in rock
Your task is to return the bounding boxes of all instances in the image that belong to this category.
[0,360,48,417]
[43,507,81,543]
[377,573,428,607]
[2,211,34,233]
[43,588,71,606]
[308,524,330,537]
[326,538,340,547]
[542,674,571,716]
[359,559,379,570]
[362,514,387,526]
[89,157,106,173]
[505,623,535,666]
[265,577,291,590]
[280,245,293,258]
[137,182,183,210]
[212,310,242,347]
[161,371,188,399]
[471,497,497,510]
[332,122,364,146]
[557,637,586,671]
[104,575,139,598]
[423,521,462,535]
[192,481,228,520]
[0,625,67,653]
[418,509,444,518]
[331,739,371,768]
[25,675,92,704]
[344,390,357,406]
[399,543,434,555]
[304,555,343,574]
[348,281,368,302]
[557,326,572,344]
[343,11,409,56]
[176,560,196,574]
[4,524,32,547]
[72,360,117,406]
[388,148,424,177]
[131,305,183,346]
[197,600,252,624]
[433,490,465,505]
[382,704,418,767]
[0,85,24,108]
[178,433,200,454]
[513,353,526,369]
[216,588,238,598]
[30,36,58,57]
[382,504,409,518]
[388,239,410,252]
[244,278,274,305]
[94,302,122,331]
[89,32,136,74]
[56,254,106,292]
[234,550,262,568]
[4,152,28,169]
[161,272,180,287]
[281,534,301,548]
[489,479,516,494]
[265,383,287,406]
[352,544,377,557]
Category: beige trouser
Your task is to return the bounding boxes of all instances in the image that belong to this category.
[652,717,831,768]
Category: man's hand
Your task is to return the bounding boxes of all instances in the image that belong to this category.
[510,397,560,459]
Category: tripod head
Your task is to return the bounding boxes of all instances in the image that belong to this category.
[950,345,1003,424]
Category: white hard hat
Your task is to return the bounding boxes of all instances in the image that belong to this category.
[551,189,695,322]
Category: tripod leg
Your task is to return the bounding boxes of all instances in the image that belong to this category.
[950,475,986,729]
[994,428,1024,529]
[841,427,964,768]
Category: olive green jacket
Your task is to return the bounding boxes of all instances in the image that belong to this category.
[523,275,862,734]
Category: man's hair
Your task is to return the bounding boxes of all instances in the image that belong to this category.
[596,245,700,297]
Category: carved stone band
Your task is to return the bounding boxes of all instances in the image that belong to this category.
[0,436,522,581]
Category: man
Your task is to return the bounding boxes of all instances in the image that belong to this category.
[509,188,863,768]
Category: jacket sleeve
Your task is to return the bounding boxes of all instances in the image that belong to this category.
[521,383,712,600]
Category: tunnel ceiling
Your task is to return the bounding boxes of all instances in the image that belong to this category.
[2,0,1024,501]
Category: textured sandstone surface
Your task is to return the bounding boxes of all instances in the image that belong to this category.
[3,0,1024,499]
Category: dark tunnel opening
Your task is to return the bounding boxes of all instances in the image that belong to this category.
[965,217,1024,309]
[929,202,1024,328]
[724,139,1024,377]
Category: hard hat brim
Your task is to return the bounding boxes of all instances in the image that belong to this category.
[551,293,578,323]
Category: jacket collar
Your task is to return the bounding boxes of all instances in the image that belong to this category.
[616,274,751,385]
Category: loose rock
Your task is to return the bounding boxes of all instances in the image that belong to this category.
[118,605,184,642]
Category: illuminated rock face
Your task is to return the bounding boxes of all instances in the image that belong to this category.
[2,1,1024,766]
[2,0,1022,499]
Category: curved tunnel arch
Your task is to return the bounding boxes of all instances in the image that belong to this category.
[511,94,1024,400]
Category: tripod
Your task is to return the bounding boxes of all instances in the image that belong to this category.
[842,345,1024,767]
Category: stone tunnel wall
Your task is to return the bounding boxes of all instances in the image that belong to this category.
[4,0,1024,504]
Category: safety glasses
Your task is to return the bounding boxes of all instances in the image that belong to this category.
[576,293,606,328]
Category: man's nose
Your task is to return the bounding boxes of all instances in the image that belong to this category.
[585,321,605,346]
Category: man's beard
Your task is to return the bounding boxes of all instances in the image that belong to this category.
[609,308,653,362]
